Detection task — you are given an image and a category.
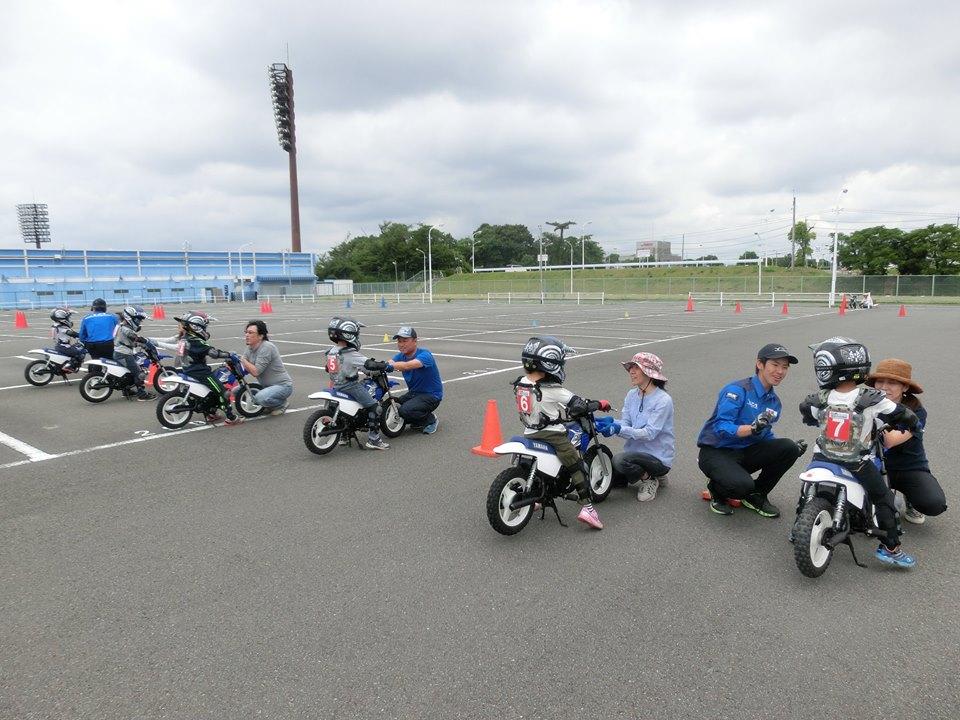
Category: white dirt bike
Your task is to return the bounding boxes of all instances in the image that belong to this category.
[24,343,87,386]
[486,401,614,535]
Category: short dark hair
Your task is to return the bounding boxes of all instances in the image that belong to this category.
[246,320,268,340]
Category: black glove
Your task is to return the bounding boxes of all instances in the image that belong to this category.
[66,329,79,338]
[364,358,388,372]
[750,409,775,435]
[880,405,920,433]
[799,394,821,427]
[794,439,808,456]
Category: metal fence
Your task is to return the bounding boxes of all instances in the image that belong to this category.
[357,274,960,298]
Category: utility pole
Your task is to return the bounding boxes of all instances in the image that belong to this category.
[681,233,685,262]
[790,193,797,268]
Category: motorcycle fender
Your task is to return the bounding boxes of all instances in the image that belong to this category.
[85,360,128,378]
[309,391,362,416]
[799,468,867,509]
[492,442,563,477]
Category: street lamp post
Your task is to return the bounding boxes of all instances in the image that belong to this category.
[471,231,482,273]
[567,240,575,293]
[237,242,253,302]
[417,249,426,298]
[392,260,398,289]
[830,188,848,306]
[427,223,443,303]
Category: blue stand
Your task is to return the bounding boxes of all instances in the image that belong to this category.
[379,297,387,308]
[345,299,352,309]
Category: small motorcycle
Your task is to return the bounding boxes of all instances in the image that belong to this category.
[24,343,87,386]
[302,367,404,455]
[79,342,172,402]
[792,428,892,578]
[486,402,614,535]
[154,355,263,429]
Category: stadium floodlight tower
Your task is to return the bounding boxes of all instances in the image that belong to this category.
[17,204,51,249]
[268,62,302,253]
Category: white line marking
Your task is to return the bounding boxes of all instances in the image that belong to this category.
[0,430,55,461]
[0,382,38,391]
[283,362,325,370]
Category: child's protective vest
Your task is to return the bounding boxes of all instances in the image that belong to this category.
[817,388,873,462]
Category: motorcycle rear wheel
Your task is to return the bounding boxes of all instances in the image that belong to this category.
[156,390,194,429]
[24,360,54,386]
[794,496,836,578]
[79,372,113,402]
[303,409,341,455]
[486,467,534,535]
[584,445,614,503]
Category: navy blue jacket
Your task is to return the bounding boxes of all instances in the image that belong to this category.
[697,375,782,449]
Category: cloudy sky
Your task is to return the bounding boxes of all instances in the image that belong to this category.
[2,0,959,261]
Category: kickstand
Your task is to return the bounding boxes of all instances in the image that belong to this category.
[843,537,868,568]
[545,499,567,527]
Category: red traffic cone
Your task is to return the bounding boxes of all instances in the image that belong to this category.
[734,301,742,314]
[838,294,847,316]
[685,295,695,312]
[700,489,741,508]
[898,304,907,317]
[14,310,28,329]
[145,363,158,387]
[781,302,789,315]
[157,304,166,319]
[471,399,504,458]
[259,300,267,314]
[266,300,274,313]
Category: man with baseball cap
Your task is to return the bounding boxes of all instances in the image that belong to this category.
[696,343,807,517]
[390,326,443,434]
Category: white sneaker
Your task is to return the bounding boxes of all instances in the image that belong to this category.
[636,477,659,502]
[903,503,926,525]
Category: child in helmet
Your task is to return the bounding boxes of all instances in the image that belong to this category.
[325,316,389,450]
[49,307,85,370]
[513,336,609,529]
[113,305,156,401]
[177,311,242,425]
[799,336,922,568]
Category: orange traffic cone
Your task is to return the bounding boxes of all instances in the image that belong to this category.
[471,399,504,457]
[700,489,742,508]
[838,294,847,316]
[14,310,28,329]
[267,300,274,313]
[734,301,742,314]
[898,304,907,317]
[781,302,789,315]
[145,363,158,387]
[685,294,694,312]
[259,301,267,314]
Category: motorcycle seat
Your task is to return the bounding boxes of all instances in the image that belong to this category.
[508,436,558,455]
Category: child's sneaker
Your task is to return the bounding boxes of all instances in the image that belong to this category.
[875,544,917,569]
[365,435,390,450]
[576,504,603,529]
[223,415,243,426]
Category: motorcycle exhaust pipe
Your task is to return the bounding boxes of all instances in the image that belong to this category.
[508,493,541,511]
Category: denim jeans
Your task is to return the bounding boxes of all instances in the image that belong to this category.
[253,383,293,409]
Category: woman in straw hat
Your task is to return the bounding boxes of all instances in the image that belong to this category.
[866,359,947,525]
[595,352,675,502]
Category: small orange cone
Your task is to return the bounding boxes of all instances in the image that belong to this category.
[898,304,907,317]
[781,302,789,315]
[700,489,741,507]
[260,300,268,314]
[152,304,166,320]
[685,294,694,312]
[267,300,274,313]
[734,301,742,314]
[14,310,28,329]
[471,399,504,457]
[145,363,158,387]
[838,294,847,316]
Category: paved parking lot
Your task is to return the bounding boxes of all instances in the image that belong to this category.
[2,299,958,719]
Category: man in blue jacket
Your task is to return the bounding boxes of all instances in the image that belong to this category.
[697,344,806,517]
[390,326,443,435]
[78,298,119,359]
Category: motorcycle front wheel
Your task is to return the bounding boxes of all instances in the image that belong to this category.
[156,390,194,429]
[793,496,836,578]
[380,401,406,438]
[153,365,181,394]
[584,445,614,504]
[486,467,534,535]
[24,360,54,386]
[235,382,265,418]
[79,372,113,402]
[303,409,342,455]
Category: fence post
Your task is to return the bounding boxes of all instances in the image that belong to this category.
[932,275,936,297]
[896,276,900,297]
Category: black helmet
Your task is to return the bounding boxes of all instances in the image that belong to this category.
[179,312,211,340]
[809,336,871,389]
[521,336,575,383]
[50,307,74,327]
[328,316,365,349]
[91,298,107,312]
[121,305,147,331]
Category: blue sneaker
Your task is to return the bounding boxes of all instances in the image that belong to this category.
[422,418,439,435]
[875,544,917,569]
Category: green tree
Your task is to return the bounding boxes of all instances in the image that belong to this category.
[902,224,960,275]
[791,221,817,267]
[838,226,901,275]
[739,250,759,260]
[470,224,538,268]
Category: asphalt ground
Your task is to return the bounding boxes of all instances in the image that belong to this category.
[1,299,958,719]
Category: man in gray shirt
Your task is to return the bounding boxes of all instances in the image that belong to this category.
[240,320,293,416]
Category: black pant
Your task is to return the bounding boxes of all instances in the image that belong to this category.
[55,344,84,366]
[114,352,145,392]
[86,340,114,359]
[186,368,233,414]
[397,392,440,427]
[612,452,670,486]
[698,439,801,501]
[889,468,947,516]
[815,454,900,548]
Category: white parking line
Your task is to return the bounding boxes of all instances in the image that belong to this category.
[0,430,55,462]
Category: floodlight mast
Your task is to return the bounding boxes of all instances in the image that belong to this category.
[17,204,51,249]
[269,63,302,253]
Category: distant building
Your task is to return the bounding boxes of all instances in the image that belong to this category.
[635,240,680,262]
